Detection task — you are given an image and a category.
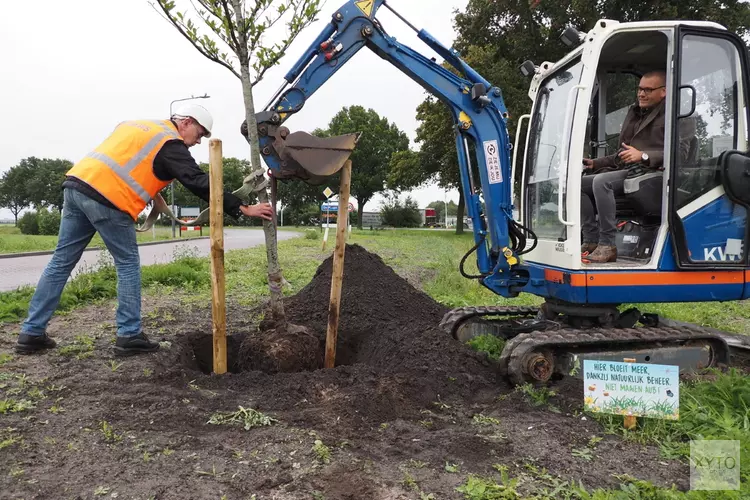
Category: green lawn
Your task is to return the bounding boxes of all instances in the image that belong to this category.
[0,224,206,255]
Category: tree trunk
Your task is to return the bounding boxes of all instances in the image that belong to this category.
[456,185,465,235]
[356,195,370,230]
[238,62,288,332]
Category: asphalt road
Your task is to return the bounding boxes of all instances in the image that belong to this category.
[0,229,298,292]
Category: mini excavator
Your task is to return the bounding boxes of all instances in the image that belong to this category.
[239,0,750,384]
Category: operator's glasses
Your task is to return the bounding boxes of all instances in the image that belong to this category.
[637,86,665,95]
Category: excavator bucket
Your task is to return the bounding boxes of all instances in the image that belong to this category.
[284,131,359,177]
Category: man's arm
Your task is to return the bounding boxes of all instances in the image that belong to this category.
[153,140,245,218]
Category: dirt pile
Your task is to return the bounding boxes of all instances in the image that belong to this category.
[234,244,495,383]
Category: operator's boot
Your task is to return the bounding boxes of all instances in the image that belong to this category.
[581,242,598,256]
[582,245,617,263]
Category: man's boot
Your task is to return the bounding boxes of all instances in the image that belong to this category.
[582,245,617,263]
[581,242,598,256]
[114,332,159,357]
[15,333,56,354]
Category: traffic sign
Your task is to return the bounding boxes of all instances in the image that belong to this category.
[348,203,354,212]
[321,202,338,212]
[323,187,334,199]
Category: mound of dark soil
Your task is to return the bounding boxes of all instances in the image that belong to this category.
[233,244,494,383]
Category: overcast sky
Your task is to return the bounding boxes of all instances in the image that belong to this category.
[0,0,470,220]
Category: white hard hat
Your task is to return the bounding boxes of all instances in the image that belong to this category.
[172,103,213,138]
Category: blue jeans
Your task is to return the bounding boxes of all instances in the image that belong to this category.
[21,188,142,338]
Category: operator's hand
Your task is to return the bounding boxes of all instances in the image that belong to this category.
[618,143,642,164]
[241,202,274,221]
[582,158,594,169]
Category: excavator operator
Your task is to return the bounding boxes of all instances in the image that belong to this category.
[580,70,682,263]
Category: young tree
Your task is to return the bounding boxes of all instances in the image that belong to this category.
[153,0,323,330]
[0,165,32,225]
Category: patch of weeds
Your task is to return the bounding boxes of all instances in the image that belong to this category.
[312,439,331,464]
[472,414,501,426]
[94,486,111,496]
[522,462,588,499]
[49,398,65,414]
[571,447,593,461]
[143,368,153,377]
[10,466,24,478]
[26,386,46,400]
[420,493,436,500]
[207,406,278,430]
[408,459,428,469]
[445,461,460,473]
[456,465,520,499]
[0,398,36,414]
[162,447,174,456]
[402,471,419,491]
[515,383,557,408]
[108,360,124,372]
[142,451,153,462]
[312,492,326,500]
[379,423,388,431]
[419,419,434,428]
[466,334,505,361]
[0,353,14,366]
[569,436,603,464]
[99,420,122,444]
[58,335,95,359]
[0,429,21,450]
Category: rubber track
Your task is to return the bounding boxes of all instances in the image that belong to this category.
[498,326,731,386]
[439,306,540,339]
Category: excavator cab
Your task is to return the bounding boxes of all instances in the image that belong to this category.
[517,20,750,283]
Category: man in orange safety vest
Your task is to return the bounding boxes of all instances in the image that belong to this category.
[15,104,273,356]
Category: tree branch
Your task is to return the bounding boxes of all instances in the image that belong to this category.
[219,0,243,55]
[151,0,241,79]
[250,0,321,85]
[190,0,236,51]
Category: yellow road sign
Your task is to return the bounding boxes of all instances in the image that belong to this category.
[323,187,334,199]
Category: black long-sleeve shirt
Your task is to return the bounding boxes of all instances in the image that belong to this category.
[63,139,245,219]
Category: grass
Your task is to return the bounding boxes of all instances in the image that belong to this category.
[0,224,205,255]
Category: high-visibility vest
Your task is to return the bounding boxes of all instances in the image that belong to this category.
[66,120,183,220]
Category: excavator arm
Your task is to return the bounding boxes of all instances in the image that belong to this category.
[243,0,534,286]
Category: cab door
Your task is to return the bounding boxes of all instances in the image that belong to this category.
[669,26,750,276]
[522,57,587,268]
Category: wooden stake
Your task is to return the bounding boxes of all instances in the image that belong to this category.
[623,357,636,429]
[325,161,352,369]
[209,138,227,375]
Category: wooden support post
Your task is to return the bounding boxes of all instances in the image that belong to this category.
[325,161,352,369]
[623,357,636,429]
[209,138,227,375]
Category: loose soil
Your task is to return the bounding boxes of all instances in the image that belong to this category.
[1,245,696,499]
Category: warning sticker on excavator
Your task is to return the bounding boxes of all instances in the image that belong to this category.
[484,140,503,184]
[355,0,374,17]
